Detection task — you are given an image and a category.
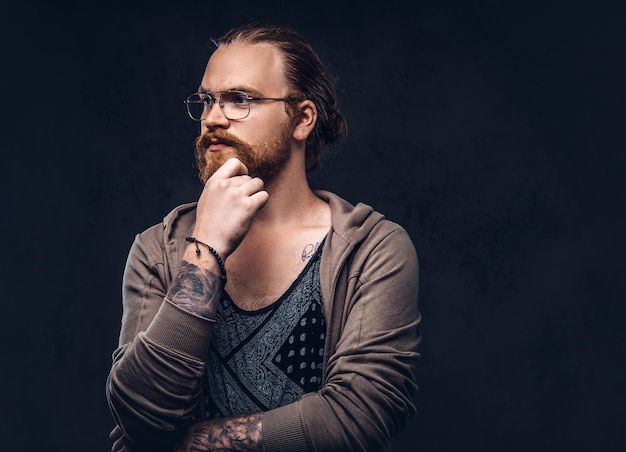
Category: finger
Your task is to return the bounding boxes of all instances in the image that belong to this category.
[249,190,270,208]
[109,426,129,452]
[109,425,122,440]
[212,157,248,179]
[239,177,265,195]
[227,174,254,187]
[112,436,132,452]
[111,437,124,452]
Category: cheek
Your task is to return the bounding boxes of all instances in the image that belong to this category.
[248,118,290,143]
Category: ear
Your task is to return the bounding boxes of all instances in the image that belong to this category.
[292,100,317,142]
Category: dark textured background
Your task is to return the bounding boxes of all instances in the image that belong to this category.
[2,1,624,451]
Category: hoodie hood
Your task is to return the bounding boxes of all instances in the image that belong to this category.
[158,191,386,285]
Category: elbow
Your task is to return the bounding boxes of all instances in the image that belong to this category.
[106,371,187,450]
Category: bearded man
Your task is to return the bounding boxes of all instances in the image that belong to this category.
[107,23,420,452]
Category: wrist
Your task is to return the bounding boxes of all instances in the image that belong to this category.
[185,237,227,285]
[189,228,231,259]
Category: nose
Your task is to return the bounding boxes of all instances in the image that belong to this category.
[202,99,229,129]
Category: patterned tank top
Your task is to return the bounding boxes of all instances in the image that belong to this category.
[203,242,326,418]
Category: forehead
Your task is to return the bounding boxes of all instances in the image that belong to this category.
[200,43,288,94]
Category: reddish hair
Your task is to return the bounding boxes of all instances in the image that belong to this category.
[214,24,347,171]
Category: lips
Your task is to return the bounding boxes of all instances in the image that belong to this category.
[204,137,234,153]
[207,139,228,152]
[197,130,246,156]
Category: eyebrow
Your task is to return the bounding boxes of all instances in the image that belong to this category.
[197,86,264,97]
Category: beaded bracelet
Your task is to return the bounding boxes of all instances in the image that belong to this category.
[185,236,227,284]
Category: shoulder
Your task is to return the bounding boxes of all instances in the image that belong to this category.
[136,202,198,243]
[318,190,417,279]
[162,202,198,230]
[318,189,414,249]
[129,202,198,262]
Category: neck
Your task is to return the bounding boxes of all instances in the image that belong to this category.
[249,152,327,232]
[255,170,318,226]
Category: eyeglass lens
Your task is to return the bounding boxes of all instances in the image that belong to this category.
[186,92,250,121]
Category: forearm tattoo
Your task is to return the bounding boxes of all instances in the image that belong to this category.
[191,413,264,451]
[167,260,222,319]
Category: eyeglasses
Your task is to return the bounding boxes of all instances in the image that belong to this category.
[184,90,298,121]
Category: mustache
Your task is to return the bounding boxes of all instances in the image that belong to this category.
[195,129,250,151]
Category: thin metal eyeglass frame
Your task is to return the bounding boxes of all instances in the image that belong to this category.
[184,90,299,121]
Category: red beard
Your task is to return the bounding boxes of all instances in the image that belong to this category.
[195,126,293,184]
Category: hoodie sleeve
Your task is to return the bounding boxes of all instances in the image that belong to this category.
[263,223,421,451]
[106,224,214,450]
[106,199,419,451]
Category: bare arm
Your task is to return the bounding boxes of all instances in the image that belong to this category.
[169,157,269,318]
[110,413,263,452]
[107,159,269,449]
[175,413,264,452]
[167,258,222,319]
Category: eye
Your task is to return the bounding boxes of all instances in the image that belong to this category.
[199,93,214,104]
[228,92,251,106]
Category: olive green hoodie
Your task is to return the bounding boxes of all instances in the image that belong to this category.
[107,190,420,451]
